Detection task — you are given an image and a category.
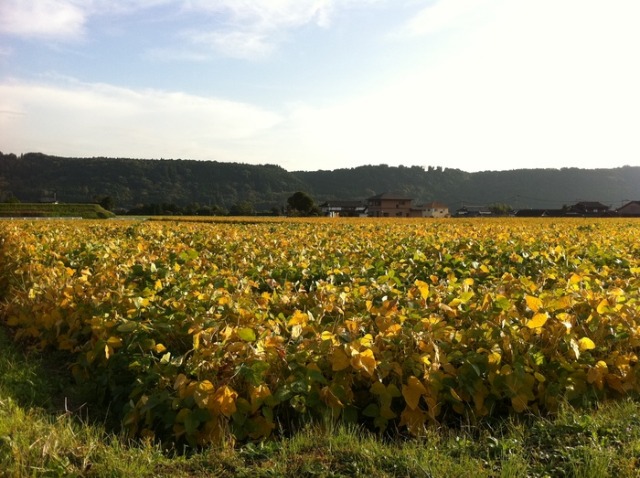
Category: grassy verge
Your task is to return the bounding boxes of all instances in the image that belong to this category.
[1,325,639,477]
[0,203,114,219]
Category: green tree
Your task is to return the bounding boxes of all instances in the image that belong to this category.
[98,196,114,211]
[3,193,20,204]
[489,203,512,216]
[229,201,255,216]
[287,191,318,216]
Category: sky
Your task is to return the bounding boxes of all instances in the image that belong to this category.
[1,0,639,172]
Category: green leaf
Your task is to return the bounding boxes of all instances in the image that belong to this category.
[363,403,380,418]
[494,296,511,311]
[238,327,256,342]
[117,322,137,332]
[184,411,200,436]
[307,368,328,385]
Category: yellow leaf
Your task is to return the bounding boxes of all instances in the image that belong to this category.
[107,336,122,348]
[351,349,376,376]
[526,312,548,329]
[155,343,167,353]
[596,299,610,314]
[359,334,374,348]
[415,280,429,299]
[534,372,546,383]
[249,384,271,413]
[321,331,336,342]
[212,385,238,417]
[488,351,502,366]
[511,393,528,412]
[605,374,627,393]
[194,380,215,409]
[548,295,573,311]
[450,388,463,402]
[193,332,201,350]
[578,337,596,351]
[320,386,344,410]
[525,295,543,313]
[331,348,351,371]
[384,323,402,337]
[400,406,427,436]
[587,361,608,389]
[402,376,427,410]
[288,310,308,326]
[380,405,397,420]
[173,373,188,391]
[221,326,234,341]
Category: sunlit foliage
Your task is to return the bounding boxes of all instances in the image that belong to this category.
[1,218,639,446]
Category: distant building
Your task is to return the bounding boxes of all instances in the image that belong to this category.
[514,202,616,217]
[617,201,640,217]
[567,201,610,216]
[367,192,413,217]
[322,193,450,218]
[454,206,492,217]
[514,209,565,217]
[418,201,450,218]
[319,200,367,217]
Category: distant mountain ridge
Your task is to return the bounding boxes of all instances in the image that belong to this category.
[1,152,638,212]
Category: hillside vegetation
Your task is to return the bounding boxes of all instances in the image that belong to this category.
[1,152,638,212]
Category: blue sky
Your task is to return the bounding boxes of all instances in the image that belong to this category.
[1,0,639,172]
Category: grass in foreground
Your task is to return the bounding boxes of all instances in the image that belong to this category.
[1,326,639,477]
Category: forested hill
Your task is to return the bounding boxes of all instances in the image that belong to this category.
[0,152,308,211]
[1,152,639,212]
[296,165,640,211]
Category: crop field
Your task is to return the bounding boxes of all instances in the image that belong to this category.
[1,218,639,448]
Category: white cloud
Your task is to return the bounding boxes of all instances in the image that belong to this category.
[0,0,381,58]
[186,29,275,60]
[180,0,336,59]
[0,0,176,40]
[0,79,283,161]
[0,0,86,39]
[88,0,174,15]
[185,0,334,29]
[179,0,390,59]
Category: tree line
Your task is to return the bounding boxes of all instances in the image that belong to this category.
[1,152,638,213]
